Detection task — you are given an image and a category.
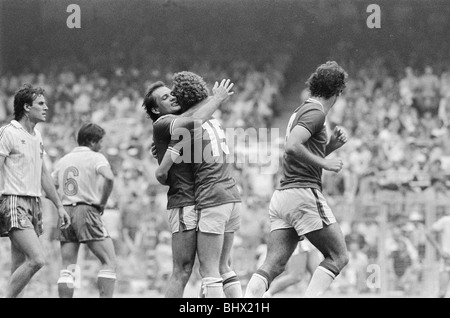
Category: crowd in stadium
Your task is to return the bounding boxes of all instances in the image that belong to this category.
[1,42,450,296]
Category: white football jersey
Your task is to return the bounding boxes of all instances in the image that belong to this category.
[52,146,110,205]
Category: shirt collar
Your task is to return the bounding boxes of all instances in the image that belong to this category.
[11,120,24,129]
[72,146,93,153]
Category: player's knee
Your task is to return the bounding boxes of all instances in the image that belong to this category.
[319,254,348,278]
[334,252,349,270]
[173,260,194,280]
[29,256,46,271]
[99,255,117,270]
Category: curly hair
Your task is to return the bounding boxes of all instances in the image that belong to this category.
[13,84,45,121]
[171,71,209,111]
[306,61,348,99]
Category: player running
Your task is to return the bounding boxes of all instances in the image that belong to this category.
[244,61,349,298]
[52,123,116,298]
[155,71,242,298]
[0,84,70,298]
[263,239,323,297]
[143,77,234,297]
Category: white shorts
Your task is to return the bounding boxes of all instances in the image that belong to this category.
[168,205,198,234]
[198,202,241,234]
[269,188,336,237]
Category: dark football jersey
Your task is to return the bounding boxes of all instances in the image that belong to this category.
[153,115,195,209]
[279,99,327,191]
[191,118,241,210]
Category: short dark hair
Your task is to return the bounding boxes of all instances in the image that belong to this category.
[142,81,166,121]
[13,84,45,121]
[77,123,105,146]
[171,71,208,111]
[306,61,348,99]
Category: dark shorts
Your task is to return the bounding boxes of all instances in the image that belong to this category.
[0,195,43,237]
[60,203,109,243]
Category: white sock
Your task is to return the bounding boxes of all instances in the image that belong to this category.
[201,277,224,298]
[244,274,268,298]
[222,271,242,298]
[305,266,335,298]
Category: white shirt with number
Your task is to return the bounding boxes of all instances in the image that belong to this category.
[51,146,110,205]
[0,120,45,197]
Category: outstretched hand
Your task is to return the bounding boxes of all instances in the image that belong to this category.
[212,79,234,102]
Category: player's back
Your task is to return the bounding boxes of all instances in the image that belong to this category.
[192,118,240,210]
[279,100,327,191]
[153,115,195,209]
[53,147,109,205]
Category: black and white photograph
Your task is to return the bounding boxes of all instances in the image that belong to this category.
[0,0,449,302]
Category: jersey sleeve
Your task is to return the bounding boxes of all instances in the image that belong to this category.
[0,128,13,157]
[296,107,326,136]
[95,153,111,173]
[153,116,177,140]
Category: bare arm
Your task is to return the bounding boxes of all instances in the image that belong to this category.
[155,149,179,185]
[97,165,115,213]
[179,79,234,121]
[41,161,71,228]
[285,125,343,172]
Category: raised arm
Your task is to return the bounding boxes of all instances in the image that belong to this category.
[179,79,234,121]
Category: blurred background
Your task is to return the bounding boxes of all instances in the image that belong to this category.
[1,0,450,297]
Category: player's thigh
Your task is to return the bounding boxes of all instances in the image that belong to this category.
[264,228,299,268]
[171,229,197,267]
[304,222,347,259]
[86,238,117,266]
[9,228,45,262]
[60,242,80,266]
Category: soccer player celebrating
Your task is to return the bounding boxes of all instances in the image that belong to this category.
[0,84,71,298]
[155,71,243,298]
[143,77,234,297]
[244,61,350,298]
[52,123,116,298]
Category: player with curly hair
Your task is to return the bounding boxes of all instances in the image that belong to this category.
[244,61,350,298]
[143,76,234,298]
[156,71,242,298]
[171,71,209,111]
